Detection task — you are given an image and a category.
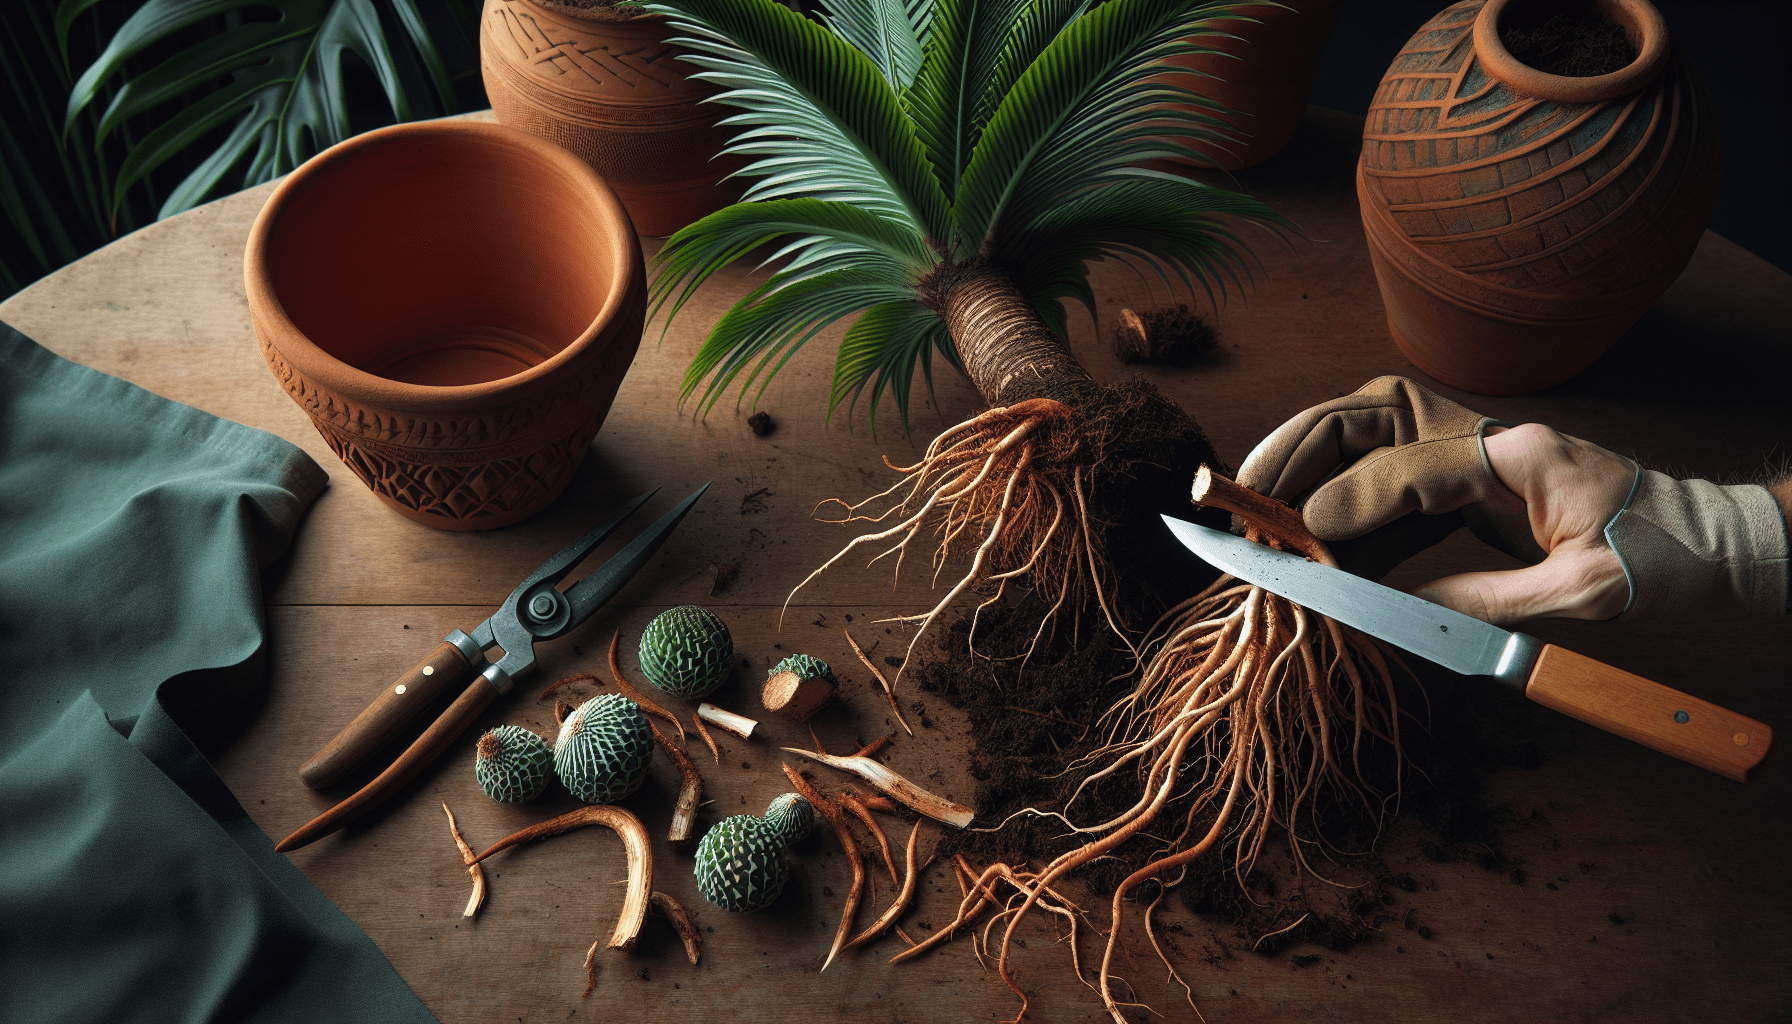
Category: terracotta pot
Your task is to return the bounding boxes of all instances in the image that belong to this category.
[1357,0,1720,395]
[480,0,744,237]
[1156,0,1343,171]
[245,119,646,531]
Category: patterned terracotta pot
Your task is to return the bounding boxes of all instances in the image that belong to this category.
[1157,0,1343,170]
[480,0,743,237]
[245,120,645,531]
[1357,0,1720,395]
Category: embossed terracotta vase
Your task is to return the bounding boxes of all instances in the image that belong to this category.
[1156,0,1343,171]
[480,0,743,236]
[245,119,646,531]
[1357,0,1720,395]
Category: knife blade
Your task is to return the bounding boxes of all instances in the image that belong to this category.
[1162,515,1773,782]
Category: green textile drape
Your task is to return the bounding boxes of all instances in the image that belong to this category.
[0,322,437,1023]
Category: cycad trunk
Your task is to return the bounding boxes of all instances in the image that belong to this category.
[933,264,1229,617]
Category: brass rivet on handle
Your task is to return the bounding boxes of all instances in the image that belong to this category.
[422,666,435,676]
[395,684,407,695]
[1733,732,1749,747]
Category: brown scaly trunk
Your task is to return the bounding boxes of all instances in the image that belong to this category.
[939,266,1101,409]
[931,263,1229,618]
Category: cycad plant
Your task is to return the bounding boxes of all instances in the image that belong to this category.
[648,4,1410,1020]
[651,0,1284,658]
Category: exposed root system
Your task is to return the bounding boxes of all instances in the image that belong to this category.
[902,469,1412,1024]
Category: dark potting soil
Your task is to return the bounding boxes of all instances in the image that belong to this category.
[536,0,649,18]
[1112,304,1218,365]
[909,594,1518,960]
[1499,8,1636,78]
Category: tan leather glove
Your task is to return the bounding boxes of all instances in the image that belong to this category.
[1235,375,1543,581]
[1237,376,1791,624]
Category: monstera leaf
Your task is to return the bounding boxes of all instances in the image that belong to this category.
[61,0,461,222]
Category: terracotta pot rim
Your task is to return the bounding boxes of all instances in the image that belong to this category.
[1474,0,1668,104]
[245,119,638,415]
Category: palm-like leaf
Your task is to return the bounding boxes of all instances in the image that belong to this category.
[650,0,1290,428]
[62,0,457,222]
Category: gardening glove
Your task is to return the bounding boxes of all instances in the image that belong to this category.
[1235,375,1543,582]
[1237,376,1792,625]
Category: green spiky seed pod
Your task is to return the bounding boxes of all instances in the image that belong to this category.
[693,792,813,913]
[474,725,553,803]
[761,791,816,846]
[769,653,832,684]
[553,693,653,804]
[638,605,733,698]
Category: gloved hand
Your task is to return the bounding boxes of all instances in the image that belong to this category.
[1235,376,1790,626]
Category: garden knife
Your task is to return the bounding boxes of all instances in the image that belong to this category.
[1161,516,1773,782]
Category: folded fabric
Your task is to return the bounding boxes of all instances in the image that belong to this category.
[0,321,437,1023]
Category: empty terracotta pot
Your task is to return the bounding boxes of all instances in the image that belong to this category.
[245,119,645,531]
[1155,0,1343,170]
[1357,0,1720,395]
[480,0,744,237]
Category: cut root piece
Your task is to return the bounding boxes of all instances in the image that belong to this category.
[841,820,924,951]
[845,629,912,736]
[697,703,756,740]
[781,747,974,828]
[441,801,485,919]
[605,632,685,742]
[781,763,863,971]
[472,805,654,961]
[649,722,703,845]
[650,891,702,965]
[949,467,1411,1024]
[790,399,1131,689]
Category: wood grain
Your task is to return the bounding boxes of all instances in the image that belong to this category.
[1526,644,1773,783]
[3,106,1788,1024]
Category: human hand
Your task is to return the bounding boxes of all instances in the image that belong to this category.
[1236,376,1633,627]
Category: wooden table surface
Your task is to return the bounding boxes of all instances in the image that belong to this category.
[4,108,1788,1024]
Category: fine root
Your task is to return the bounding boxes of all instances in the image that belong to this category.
[651,891,702,965]
[441,801,485,919]
[782,763,864,971]
[789,399,1130,689]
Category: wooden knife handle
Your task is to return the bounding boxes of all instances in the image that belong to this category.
[298,640,475,789]
[1525,644,1773,782]
[277,676,501,852]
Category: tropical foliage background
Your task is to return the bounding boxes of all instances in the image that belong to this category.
[0,0,488,300]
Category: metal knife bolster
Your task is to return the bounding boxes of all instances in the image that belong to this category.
[447,627,513,695]
[1491,632,1546,692]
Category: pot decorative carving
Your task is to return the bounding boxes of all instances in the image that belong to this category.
[480,0,743,237]
[245,120,646,531]
[1357,0,1720,395]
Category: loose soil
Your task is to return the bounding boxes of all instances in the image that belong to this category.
[1499,6,1636,78]
[1112,304,1218,365]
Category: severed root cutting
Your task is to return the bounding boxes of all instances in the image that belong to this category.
[781,763,863,971]
[651,891,702,965]
[845,629,912,736]
[691,711,721,764]
[649,721,703,844]
[442,801,485,919]
[839,791,899,884]
[473,805,654,969]
[781,747,973,828]
[841,819,923,951]
[605,632,685,742]
[697,703,756,740]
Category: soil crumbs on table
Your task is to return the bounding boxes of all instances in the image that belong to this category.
[909,596,1521,959]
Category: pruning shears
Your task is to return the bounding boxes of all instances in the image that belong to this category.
[276,483,711,852]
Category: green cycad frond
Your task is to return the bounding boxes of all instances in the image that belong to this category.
[955,0,1255,248]
[652,0,949,239]
[651,0,1291,430]
[814,0,932,91]
[682,266,916,415]
[830,299,956,434]
[61,0,455,222]
[998,176,1290,329]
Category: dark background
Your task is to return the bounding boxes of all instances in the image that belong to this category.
[1306,0,1792,274]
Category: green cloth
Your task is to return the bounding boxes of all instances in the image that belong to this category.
[0,322,438,1023]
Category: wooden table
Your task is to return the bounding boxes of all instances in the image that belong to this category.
[5,108,1788,1023]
